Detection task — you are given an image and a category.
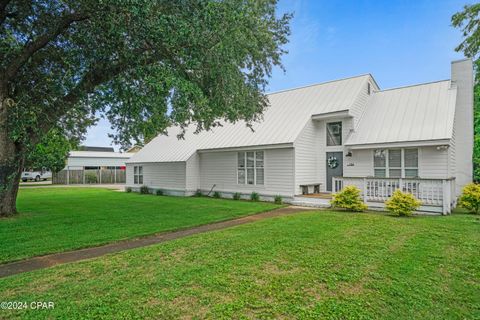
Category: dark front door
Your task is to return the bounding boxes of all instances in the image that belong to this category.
[326,152,343,192]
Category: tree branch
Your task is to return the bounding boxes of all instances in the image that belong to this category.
[2,12,89,81]
[0,0,11,25]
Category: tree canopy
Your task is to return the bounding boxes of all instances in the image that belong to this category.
[0,0,291,215]
[1,0,291,149]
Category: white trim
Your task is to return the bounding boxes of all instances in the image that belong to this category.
[198,143,292,153]
[373,148,418,178]
[346,139,450,150]
[236,150,265,186]
[311,110,352,121]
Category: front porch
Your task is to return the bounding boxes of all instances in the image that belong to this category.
[333,176,456,215]
[292,177,456,215]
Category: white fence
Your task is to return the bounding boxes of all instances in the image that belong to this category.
[332,177,456,214]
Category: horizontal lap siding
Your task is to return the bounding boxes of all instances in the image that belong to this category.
[294,120,319,194]
[185,153,200,192]
[344,149,374,177]
[126,162,186,190]
[199,148,294,197]
[419,147,448,179]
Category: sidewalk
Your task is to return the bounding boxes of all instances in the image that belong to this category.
[0,206,314,278]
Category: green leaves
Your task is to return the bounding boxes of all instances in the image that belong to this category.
[1,0,291,151]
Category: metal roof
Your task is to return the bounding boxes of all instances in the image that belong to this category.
[128,75,371,163]
[69,151,134,159]
[345,80,457,147]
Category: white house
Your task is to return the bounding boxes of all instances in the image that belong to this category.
[126,59,474,214]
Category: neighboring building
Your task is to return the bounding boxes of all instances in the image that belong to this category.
[53,150,134,184]
[126,59,474,214]
[77,146,115,152]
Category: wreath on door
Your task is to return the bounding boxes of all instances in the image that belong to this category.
[327,156,339,169]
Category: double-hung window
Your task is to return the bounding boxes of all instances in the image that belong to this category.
[237,151,264,185]
[134,166,143,184]
[373,149,418,178]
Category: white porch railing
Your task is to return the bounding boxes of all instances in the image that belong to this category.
[332,177,456,215]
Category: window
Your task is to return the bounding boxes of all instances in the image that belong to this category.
[134,166,143,184]
[373,149,386,177]
[237,151,264,185]
[388,149,401,178]
[404,149,419,178]
[373,149,419,178]
[326,122,342,146]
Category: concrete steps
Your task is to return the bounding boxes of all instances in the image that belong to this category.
[290,196,331,208]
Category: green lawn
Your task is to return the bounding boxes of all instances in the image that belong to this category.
[0,188,280,263]
[1,211,478,319]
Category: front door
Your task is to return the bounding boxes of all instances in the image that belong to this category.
[326,152,343,192]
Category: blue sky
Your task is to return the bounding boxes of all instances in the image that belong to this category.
[84,0,470,150]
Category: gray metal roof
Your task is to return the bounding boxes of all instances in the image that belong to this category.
[69,151,134,159]
[345,80,456,147]
[128,75,371,163]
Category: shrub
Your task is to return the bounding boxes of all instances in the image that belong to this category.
[125,187,132,193]
[385,189,421,216]
[140,185,150,194]
[330,185,367,212]
[156,189,163,196]
[274,195,283,205]
[250,192,259,201]
[194,190,203,197]
[213,191,221,198]
[85,171,97,184]
[233,192,241,200]
[459,183,480,214]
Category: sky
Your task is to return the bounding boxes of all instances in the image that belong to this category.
[84,0,470,150]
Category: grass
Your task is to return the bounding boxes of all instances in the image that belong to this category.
[0,211,478,319]
[0,188,280,263]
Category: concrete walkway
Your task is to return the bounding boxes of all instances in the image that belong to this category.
[0,206,314,278]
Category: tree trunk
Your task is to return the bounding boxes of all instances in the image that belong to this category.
[0,86,23,217]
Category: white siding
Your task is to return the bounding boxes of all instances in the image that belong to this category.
[185,152,200,192]
[451,59,474,194]
[293,116,356,194]
[126,162,186,190]
[349,77,376,129]
[199,148,294,197]
[294,120,320,194]
[419,147,449,179]
[344,149,374,177]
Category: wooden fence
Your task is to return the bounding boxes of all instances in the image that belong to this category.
[53,169,126,184]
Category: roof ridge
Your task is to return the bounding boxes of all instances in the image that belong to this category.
[267,74,372,96]
[377,79,450,93]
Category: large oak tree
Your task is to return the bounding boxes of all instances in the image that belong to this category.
[0,0,291,216]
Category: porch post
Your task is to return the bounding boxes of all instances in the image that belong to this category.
[442,179,449,215]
